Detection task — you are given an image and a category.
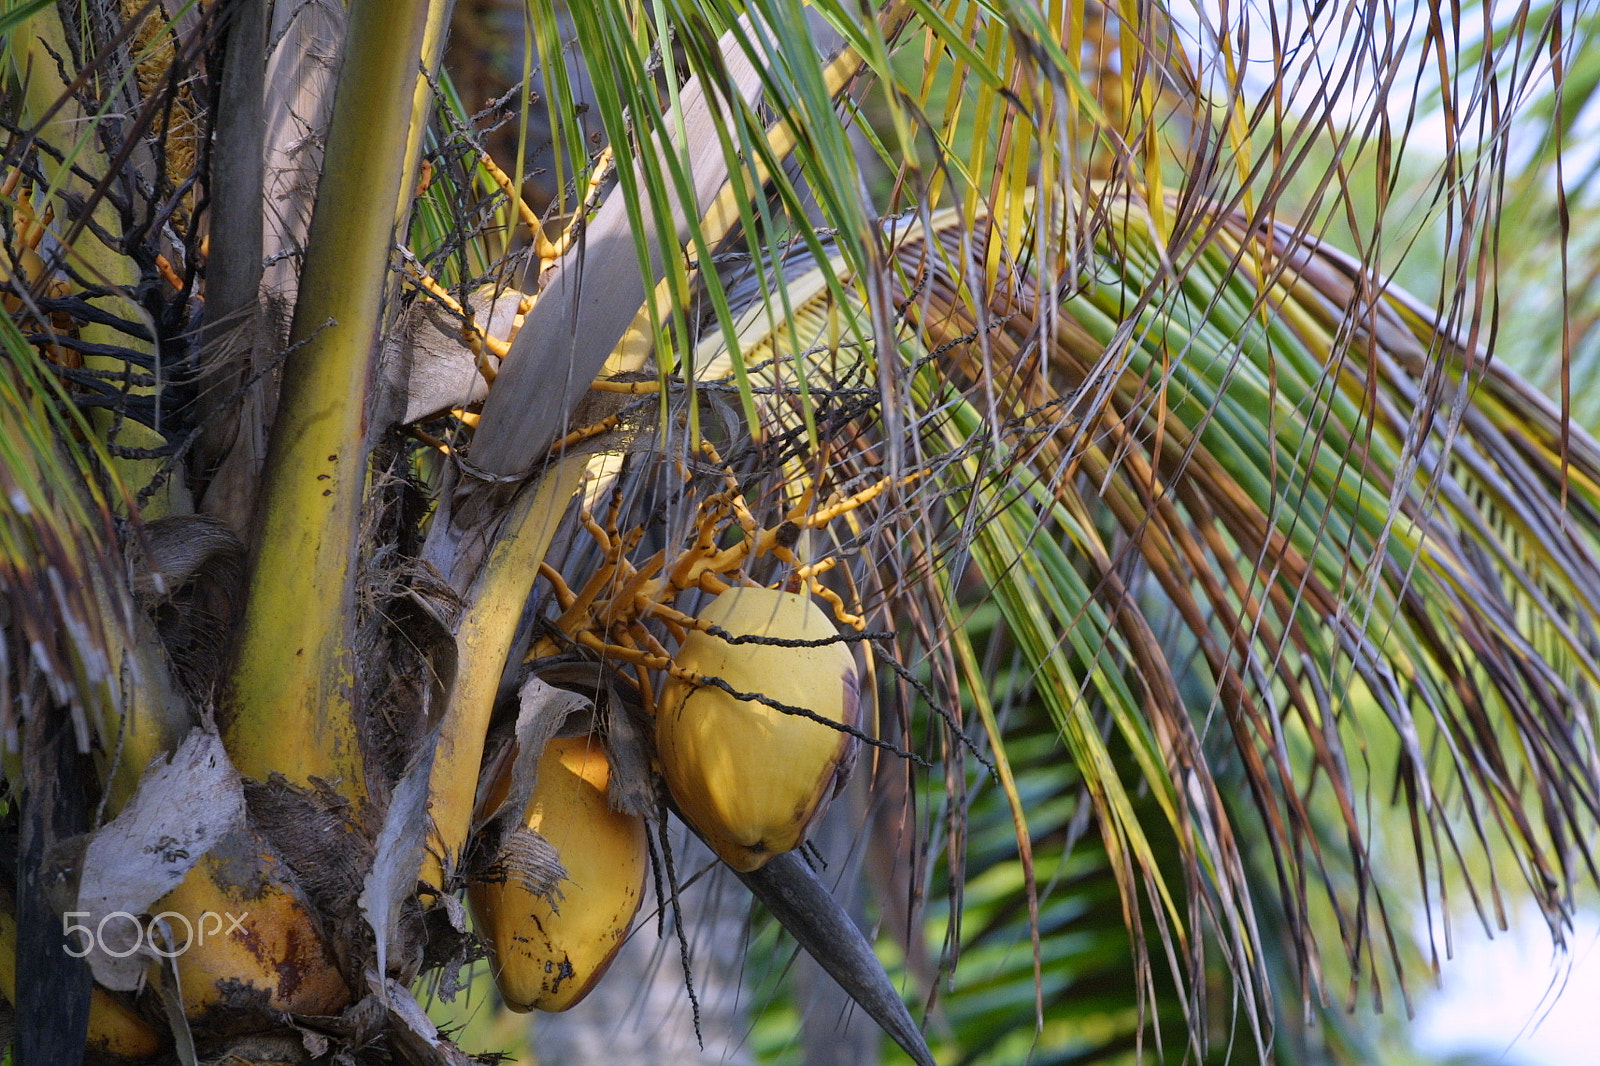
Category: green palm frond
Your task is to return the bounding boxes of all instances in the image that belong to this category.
[689,178,1600,1050]
[0,312,128,759]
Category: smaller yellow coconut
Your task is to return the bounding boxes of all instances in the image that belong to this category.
[657,586,859,872]
[0,909,164,1059]
[467,735,647,1012]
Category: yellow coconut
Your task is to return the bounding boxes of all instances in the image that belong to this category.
[467,735,647,1012]
[657,586,859,872]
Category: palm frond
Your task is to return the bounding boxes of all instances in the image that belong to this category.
[687,178,1600,1049]
[0,310,129,768]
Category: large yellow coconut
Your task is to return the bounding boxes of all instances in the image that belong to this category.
[656,586,859,872]
[467,735,647,1012]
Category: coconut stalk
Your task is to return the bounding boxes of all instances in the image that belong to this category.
[223,0,436,794]
[144,0,450,1022]
[0,905,161,1059]
[397,0,455,227]
[420,453,588,889]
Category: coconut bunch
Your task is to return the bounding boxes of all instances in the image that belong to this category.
[0,2,939,1063]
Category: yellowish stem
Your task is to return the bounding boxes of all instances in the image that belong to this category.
[224,0,435,793]
[421,455,590,890]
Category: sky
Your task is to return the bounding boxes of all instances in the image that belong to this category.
[1413,905,1600,1066]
